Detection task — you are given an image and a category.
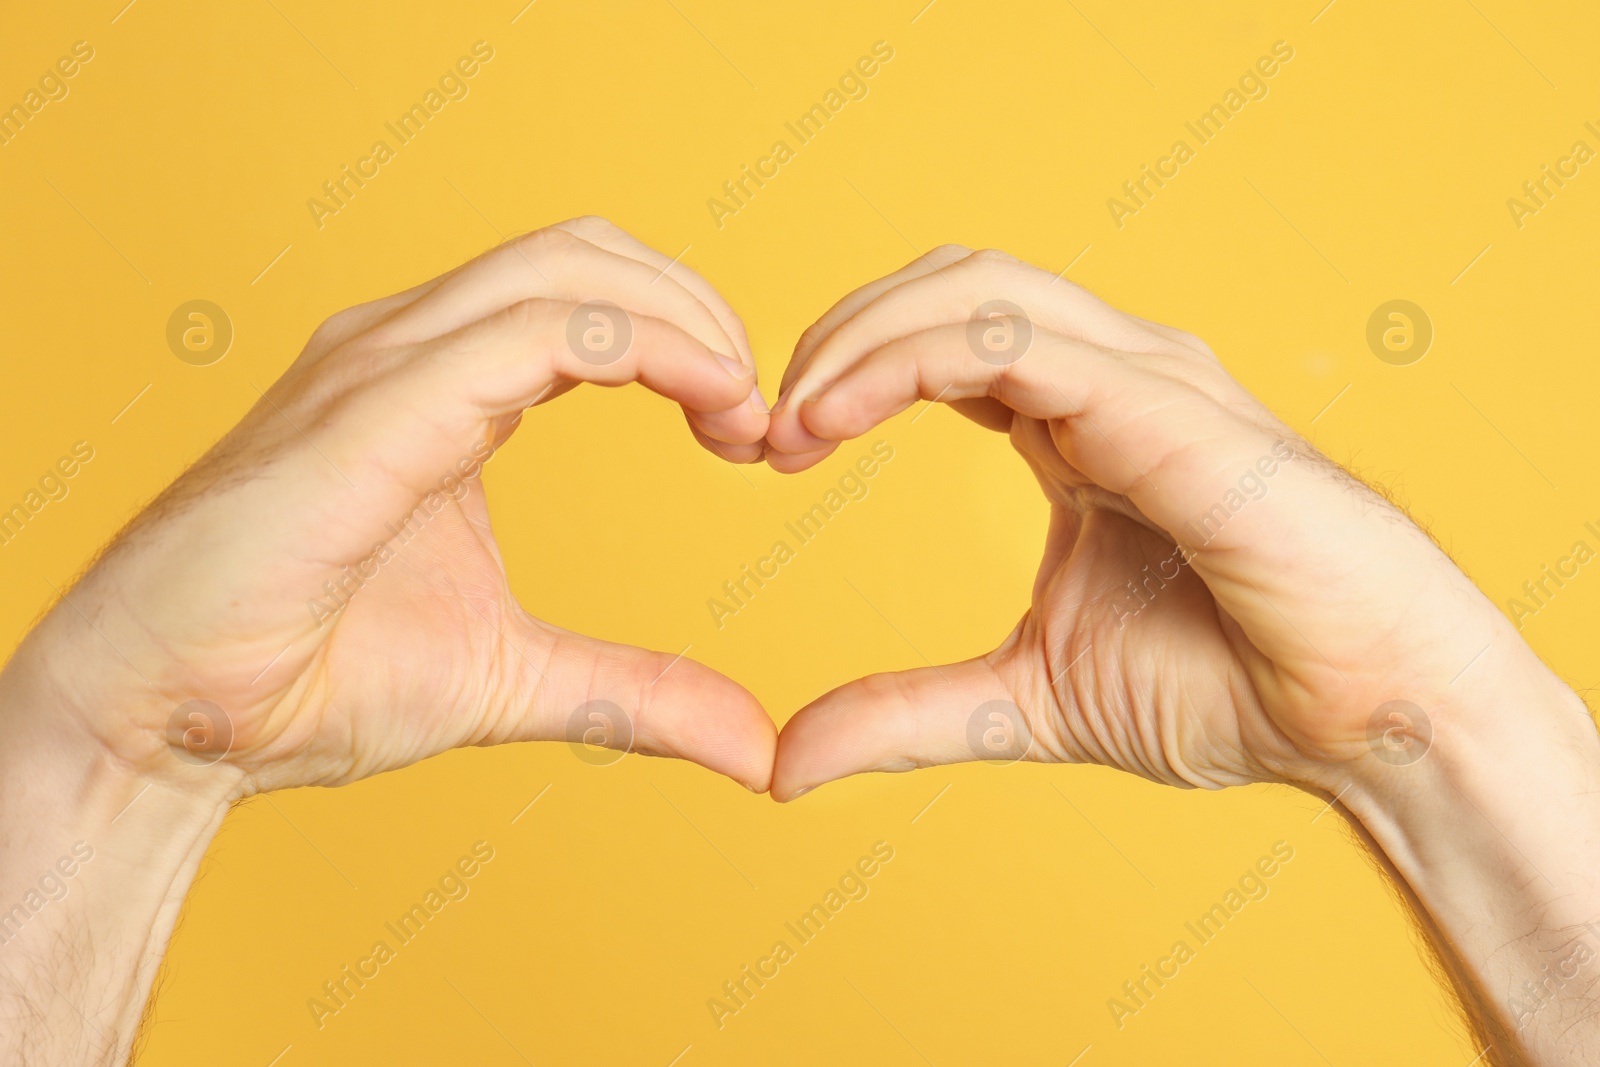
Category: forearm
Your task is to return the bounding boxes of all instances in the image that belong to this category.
[1337,653,1600,1065]
[0,662,231,1066]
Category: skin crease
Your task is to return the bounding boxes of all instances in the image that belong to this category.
[0,232,1596,1066]
[759,246,1600,1065]
[9,217,780,804]
[761,244,1545,796]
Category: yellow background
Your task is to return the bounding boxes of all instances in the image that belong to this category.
[2,0,1596,1063]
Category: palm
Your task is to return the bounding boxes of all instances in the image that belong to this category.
[1001,422,1336,788]
[124,471,525,792]
[272,487,523,788]
[765,246,1508,801]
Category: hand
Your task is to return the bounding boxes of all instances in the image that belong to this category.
[8,217,778,802]
[763,245,1560,800]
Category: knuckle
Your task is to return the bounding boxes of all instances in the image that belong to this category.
[559,214,617,236]
[794,320,827,354]
[553,211,620,241]
[967,247,1017,269]
[957,248,1032,287]
[501,296,556,332]
[513,225,582,260]
[305,304,369,352]
[926,242,973,264]
[1178,330,1216,358]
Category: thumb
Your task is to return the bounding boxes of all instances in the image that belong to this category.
[498,621,777,793]
[771,655,1021,802]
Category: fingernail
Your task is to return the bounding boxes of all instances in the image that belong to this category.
[784,786,812,802]
[749,389,770,414]
[771,388,792,414]
[715,353,753,379]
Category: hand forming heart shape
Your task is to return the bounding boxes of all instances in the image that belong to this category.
[21,218,1542,819]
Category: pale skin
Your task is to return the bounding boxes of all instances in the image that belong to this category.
[0,224,1594,1065]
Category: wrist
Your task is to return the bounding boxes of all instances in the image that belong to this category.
[1336,650,1597,849]
[1330,649,1600,1057]
[0,659,235,1063]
